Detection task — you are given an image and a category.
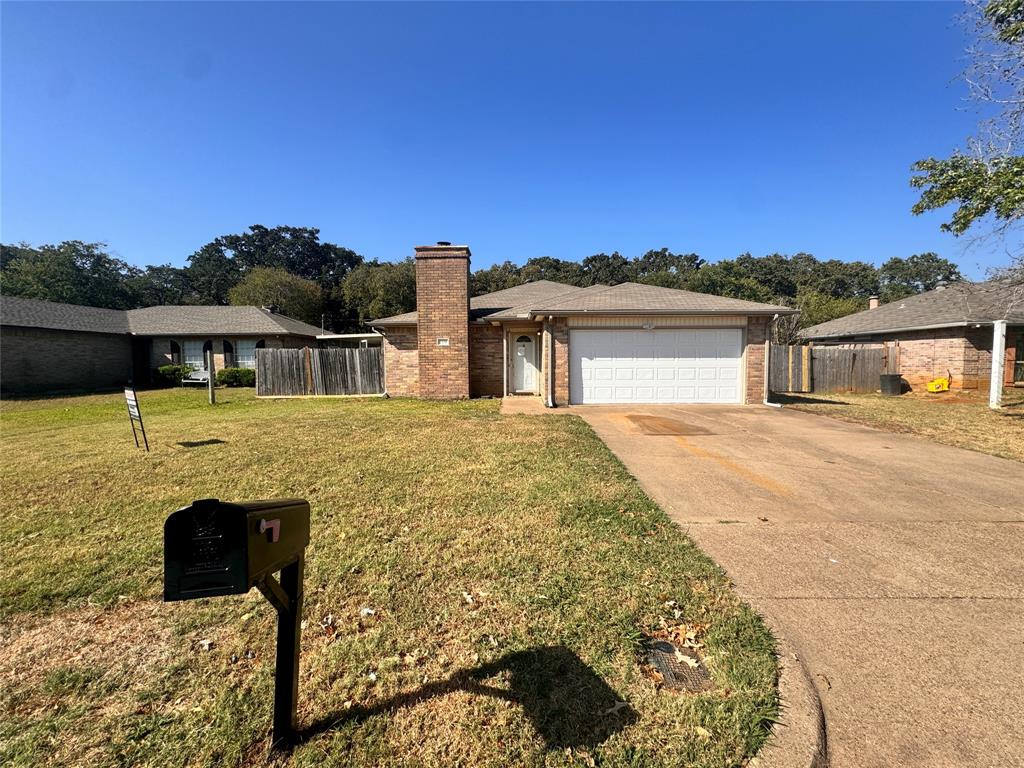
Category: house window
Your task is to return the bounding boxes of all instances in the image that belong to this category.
[236,339,265,369]
[182,340,206,370]
[359,339,368,349]
[169,340,181,365]
[223,340,235,368]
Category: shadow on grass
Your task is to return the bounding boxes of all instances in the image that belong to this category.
[176,439,227,448]
[770,393,849,406]
[299,645,637,750]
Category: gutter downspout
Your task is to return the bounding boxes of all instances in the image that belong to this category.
[371,326,389,398]
[989,320,1007,409]
[545,317,555,408]
[764,314,781,407]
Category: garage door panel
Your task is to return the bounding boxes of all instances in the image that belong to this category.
[570,329,743,404]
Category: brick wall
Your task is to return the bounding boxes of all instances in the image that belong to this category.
[964,326,1022,388]
[824,326,1022,391]
[415,245,470,399]
[149,335,303,373]
[383,326,419,396]
[549,318,569,405]
[1,326,133,394]
[470,324,503,397]
[745,316,769,404]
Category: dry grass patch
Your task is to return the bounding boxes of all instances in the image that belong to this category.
[1,389,777,767]
[778,387,1024,462]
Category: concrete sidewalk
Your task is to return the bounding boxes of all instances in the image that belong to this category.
[577,405,1024,768]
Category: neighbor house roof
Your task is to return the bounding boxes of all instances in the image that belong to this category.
[370,280,793,326]
[0,296,323,337]
[1,296,130,335]
[125,305,322,336]
[800,280,1024,340]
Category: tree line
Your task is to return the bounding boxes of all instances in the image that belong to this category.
[0,227,963,332]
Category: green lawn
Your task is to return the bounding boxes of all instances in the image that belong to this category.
[0,389,776,767]
[777,387,1024,463]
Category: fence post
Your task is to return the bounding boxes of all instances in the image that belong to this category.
[303,347,314,396]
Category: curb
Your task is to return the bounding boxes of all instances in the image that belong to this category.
[750,634,829,768]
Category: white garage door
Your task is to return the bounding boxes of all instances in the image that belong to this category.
[569,329,743,404]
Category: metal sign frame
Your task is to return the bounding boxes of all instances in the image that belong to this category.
[124,387,149,452]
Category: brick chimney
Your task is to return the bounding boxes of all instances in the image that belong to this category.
[868,295,880,310]
[415,242,471,398]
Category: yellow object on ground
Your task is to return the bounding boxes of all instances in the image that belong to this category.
[927,377,950,393]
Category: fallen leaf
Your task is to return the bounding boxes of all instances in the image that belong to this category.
[695,725,712,740]
[675,650,699,668]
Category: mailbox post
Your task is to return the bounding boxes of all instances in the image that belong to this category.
[164,498,310,747]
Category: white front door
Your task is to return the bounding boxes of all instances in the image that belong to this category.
[512,334,538,393]
[569,329,743,404]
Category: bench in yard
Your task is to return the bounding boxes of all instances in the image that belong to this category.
[181,368,211,386]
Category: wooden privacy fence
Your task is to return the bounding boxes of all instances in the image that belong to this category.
[770,344,894,394]
[256,347,383,397]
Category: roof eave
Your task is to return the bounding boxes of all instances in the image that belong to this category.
[801,320,981,339]
[527,308,795,318]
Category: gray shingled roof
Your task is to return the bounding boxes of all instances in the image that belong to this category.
[800,280,1024,340]
[1,296,130,334]
[1,296,322,337]
[126,305,321,336]
[370,280,584,326]
[526,282,793,315]
[370,280,793,325]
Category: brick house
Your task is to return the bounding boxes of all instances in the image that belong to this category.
[370,243,795,405]
[0,296,321,395]
[800,280,1024,393]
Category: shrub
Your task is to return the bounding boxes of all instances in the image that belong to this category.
[154,364,193,387]
[216,367,256,388]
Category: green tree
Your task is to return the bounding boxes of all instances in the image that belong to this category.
[340,258,417,326]
[878,253,964,301]
[128,264,193,306]
[632,249,704,288]
[519,256,586,285]
[580,252,633,285]
[471,261,525,296]
[684,261,777,303]
[910,0,1024,269]
[227,267,324,324]
[186,225,362,324]
[0,241,141,309]
[186,243,241,305]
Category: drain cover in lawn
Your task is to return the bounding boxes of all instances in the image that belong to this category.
[645,640,712,692]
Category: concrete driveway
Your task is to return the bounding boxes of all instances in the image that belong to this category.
[577,405,1024,768]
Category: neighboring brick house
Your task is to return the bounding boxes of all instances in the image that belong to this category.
[0,297,321,395]
[800,280,1024,392]
[370,242,794,405]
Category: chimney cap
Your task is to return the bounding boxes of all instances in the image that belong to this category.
[436,241,451,246]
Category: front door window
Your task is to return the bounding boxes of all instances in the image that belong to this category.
[513,335,538,393]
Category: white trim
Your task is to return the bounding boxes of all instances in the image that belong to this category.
[566,314,746,329]
[990,320,1007,409]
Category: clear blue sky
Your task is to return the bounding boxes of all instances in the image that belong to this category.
[1,1,1014,279]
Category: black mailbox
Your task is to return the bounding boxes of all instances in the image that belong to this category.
[164,498,310,602]
[164,497,310,748]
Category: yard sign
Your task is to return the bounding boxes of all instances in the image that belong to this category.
[124,387,149,452]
